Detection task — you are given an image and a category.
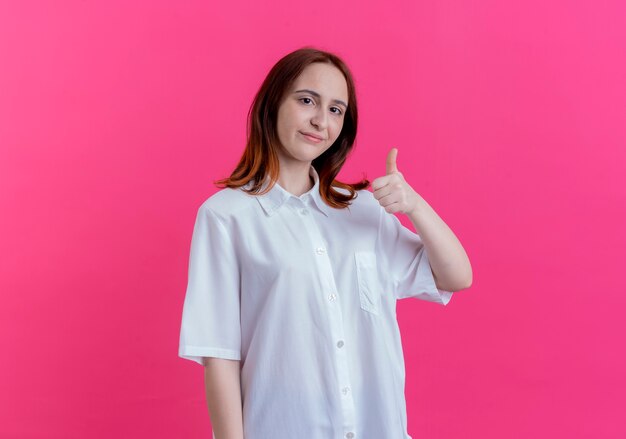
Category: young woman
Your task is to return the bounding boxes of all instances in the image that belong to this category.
[179,47,472,439]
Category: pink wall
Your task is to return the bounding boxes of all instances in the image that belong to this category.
[1,1,625,437]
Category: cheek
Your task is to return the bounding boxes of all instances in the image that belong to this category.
[331,120,344,139]
[277,111,293,139]
[282,110,301,134]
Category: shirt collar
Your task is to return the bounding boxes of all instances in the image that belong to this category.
[250,165,331,217]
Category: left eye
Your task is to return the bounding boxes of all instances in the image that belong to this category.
[300,98,342,115]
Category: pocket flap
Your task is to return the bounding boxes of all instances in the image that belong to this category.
[355,251,381,315]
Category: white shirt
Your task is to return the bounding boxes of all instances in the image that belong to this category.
[179,165,454,439]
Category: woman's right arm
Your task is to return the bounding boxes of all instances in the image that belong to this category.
[203,357,244,439]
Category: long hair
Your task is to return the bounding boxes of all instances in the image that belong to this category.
[214,46,370,209]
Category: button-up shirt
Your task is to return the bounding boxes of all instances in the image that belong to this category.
[179,165,454,439]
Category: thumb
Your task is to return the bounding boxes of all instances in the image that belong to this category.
[386,147,398,175]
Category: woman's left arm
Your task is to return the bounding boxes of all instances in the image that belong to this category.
[405,194,472,292]
[373,148,473,292]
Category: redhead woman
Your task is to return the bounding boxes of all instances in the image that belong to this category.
[178,47,472,439]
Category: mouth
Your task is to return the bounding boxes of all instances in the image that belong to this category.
[300,132,324,143]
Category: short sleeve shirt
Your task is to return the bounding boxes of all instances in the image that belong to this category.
[178,165,454,439]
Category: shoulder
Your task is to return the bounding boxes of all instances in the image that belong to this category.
[329,186,382,229]
[197,186,257,223]
[334,186,381,211]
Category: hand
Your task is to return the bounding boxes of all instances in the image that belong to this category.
[372,147,423,215]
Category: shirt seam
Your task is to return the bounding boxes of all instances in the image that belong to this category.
[375,204,400,299]
[202,204,243,270]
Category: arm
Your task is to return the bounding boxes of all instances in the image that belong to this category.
[374,147,473,292]
[406,195,473,292]
[203,357,244,439]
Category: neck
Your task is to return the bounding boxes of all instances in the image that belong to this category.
[277,160,314,197]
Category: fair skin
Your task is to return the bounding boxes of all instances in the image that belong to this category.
[372,148,473,291]
[203,357,243,439]
[275,62,348,196]
[204,62,472,439]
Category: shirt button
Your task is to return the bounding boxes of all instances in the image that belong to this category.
[299,208,309,215]
[328,293,337,302]
[346,433,355,439]
[315,247,326,255]
[336,340,344,348]
[342,387,350,395]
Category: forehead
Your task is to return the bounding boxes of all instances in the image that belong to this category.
[291,63,348,101]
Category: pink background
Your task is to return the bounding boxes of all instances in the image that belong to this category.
[1,1,625,438]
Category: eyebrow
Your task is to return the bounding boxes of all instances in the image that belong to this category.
[294,89,348,109]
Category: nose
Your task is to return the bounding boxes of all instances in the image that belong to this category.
[310,107,328,131]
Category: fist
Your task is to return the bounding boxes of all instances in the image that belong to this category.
[371,148,422,215]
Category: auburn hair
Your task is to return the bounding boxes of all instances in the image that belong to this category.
[214,46,370,209]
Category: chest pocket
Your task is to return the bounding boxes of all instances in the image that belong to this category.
[354,251,382,315]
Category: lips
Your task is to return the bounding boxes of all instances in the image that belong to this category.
[300,131,324,141]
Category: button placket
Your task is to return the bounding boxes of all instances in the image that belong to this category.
[304,207,356,435]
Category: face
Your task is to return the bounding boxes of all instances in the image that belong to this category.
[275,62,349,166]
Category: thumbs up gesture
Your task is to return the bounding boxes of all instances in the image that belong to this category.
[372,148,423,215]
